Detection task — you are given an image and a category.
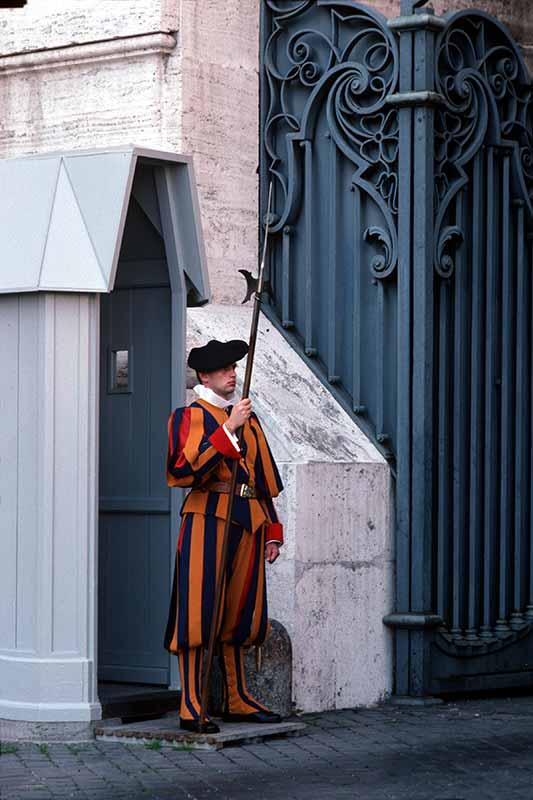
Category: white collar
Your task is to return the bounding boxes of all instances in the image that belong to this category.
[193,384,238,409]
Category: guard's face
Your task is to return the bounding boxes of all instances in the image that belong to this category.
[200,363,237,398]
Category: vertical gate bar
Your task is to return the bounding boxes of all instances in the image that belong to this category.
[302,140,315,356]
[394,23,414,697]
[268,230,277,305]
[352,184,363,413]
[326,133,338,382]
[481,146,498,639]
[451,191,468,639]
[436,278,451,623]
[526,233,533,619]
[281,226,292,329]
[376,279,385,440]
[512,200,526,628]
[496,151,512,636]
[466,150,484,640]
[409,24,436,695]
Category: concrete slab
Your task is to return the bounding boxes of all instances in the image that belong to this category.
[94,714,306,750]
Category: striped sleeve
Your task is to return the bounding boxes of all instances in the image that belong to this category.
[249,414,284,496]
[264,497,283,546]
[167,406,240,488]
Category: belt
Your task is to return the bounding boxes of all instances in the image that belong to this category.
[205,481,258,499]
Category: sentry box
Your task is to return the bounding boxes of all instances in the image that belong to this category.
[0,146,209,736]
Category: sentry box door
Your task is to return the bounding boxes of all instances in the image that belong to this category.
[98,197,173,685]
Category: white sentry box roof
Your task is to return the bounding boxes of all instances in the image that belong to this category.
[0,145,210,298]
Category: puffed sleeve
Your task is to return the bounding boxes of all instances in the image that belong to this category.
[166,406,240,488]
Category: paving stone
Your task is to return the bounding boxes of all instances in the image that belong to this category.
[3,698,533,798]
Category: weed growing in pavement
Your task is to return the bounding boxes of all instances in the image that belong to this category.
[0,743,18,754]
[38,743,50,758]
[145,739,162,750]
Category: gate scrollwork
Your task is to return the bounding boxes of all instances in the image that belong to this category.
[263,0,399,273]
[434,11,533,275]
[433,9,533,653]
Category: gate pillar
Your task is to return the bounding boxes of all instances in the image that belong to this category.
[384,5,446,701]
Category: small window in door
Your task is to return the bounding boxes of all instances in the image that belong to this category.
[108,347,132,394]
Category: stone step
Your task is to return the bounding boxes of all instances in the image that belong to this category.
[99,686,180,723]
[94,714,306,750]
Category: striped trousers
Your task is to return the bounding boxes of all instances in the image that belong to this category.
[165,513,269,720]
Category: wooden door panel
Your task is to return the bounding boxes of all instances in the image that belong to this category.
[99,283,171,685]
[98,514,171,684]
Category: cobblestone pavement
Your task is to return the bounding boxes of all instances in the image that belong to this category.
[2,696,533,800]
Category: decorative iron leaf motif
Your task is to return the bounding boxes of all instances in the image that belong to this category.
[364,225,395,279]
[435,225,464,279]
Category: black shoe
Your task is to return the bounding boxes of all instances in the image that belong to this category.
[179,717,220,734]
[222,709,282,724]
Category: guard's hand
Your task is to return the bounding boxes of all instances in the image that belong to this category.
[265,542,280,564]
[226,399,252,433]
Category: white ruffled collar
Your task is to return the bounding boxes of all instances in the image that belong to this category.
[193,384,238,409]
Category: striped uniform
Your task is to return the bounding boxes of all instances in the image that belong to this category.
[164,398,284,720]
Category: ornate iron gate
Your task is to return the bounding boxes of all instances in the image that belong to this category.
[260,0,533,697]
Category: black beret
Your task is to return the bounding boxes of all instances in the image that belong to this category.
[187,339,248,372]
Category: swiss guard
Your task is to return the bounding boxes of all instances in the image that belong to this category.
[164,338,284,733]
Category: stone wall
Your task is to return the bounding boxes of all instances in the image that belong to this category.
[179,1,260,307]
[0,0,260,308]
[0,1,180,156]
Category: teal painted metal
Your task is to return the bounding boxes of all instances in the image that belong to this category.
[260,0,533,697]
[260,0,400,454]
[428,8,533,693]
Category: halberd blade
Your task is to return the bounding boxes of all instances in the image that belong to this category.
[239,269,258,304]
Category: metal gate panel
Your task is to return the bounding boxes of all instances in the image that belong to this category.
[430,10,533,692]
[260,0,533,697]
[261,0,400,456]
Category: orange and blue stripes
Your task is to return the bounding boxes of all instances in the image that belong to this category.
[167,405,241,488]
[165,515,269,654]
[177,643,270,721]
[178,648,203,721]
[167,401,283,495]
[165,396,284,721]
[166,399,284,539]
[219,644,268,715]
